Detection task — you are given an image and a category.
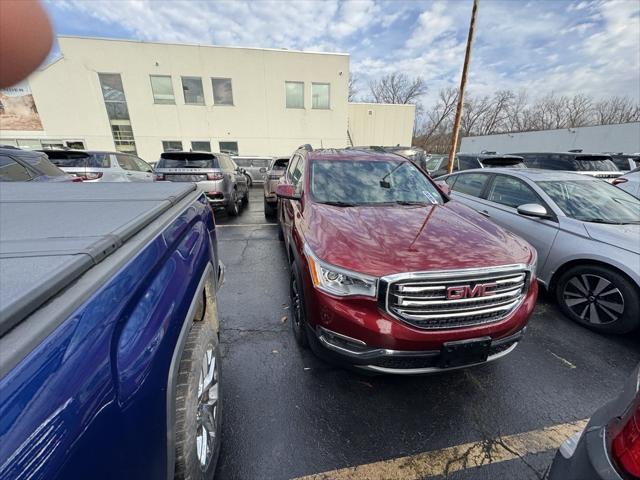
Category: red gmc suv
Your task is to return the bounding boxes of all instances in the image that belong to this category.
[276,146,538,374]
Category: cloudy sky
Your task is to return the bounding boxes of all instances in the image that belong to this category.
[44,0,640,107]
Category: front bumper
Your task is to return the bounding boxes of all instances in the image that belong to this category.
[313,325,525,374]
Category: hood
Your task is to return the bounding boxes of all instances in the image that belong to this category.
[303,201,534,277]
[583,222,640,254]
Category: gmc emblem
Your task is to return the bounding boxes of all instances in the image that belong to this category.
[446,283,498,300]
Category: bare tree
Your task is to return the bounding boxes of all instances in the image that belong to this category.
[414,87,458,152]
[369,73,427,104]
[593,96,640,125]
[348,73,358,102]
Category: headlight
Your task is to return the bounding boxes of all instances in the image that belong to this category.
[304,244,377,297]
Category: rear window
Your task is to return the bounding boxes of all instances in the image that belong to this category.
[45,151,110,169]
[611,155,640,170]
[272,158,289,169]
[481,157,526,169]
[573,155,618,171]
[20,154,66,176]
[157,152,220,169]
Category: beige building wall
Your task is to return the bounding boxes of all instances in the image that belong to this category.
[348,103,416,147]
[1,36,351,161]
[1,37,417,162]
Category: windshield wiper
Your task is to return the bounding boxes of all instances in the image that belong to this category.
[319,201,359,207]
[391,200,433,206]
[582,218,629,224]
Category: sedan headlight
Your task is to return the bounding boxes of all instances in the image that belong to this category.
[304,244,377,297]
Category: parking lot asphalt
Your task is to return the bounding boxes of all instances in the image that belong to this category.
[213,187,640,480]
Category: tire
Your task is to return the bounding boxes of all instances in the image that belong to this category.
[264,198,276,219]
[241,191,249,208]
[278,224,284,241]
[556,264,639,334]
[290,263,309,348]
[245,174,252,187]
[174,321,222,480]
[226,191,239,216]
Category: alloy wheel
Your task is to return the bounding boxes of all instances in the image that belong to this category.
[562,274,625,325]
[195,345,219,470]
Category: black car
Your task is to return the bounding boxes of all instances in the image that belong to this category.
[0,146,78,182]
[512,152,622,180]
[549,363,640,479]
[428,153,525,177]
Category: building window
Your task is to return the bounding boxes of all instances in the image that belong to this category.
[312,83,330,109]
[212,78,233,105]
[181,77,205,105]
[98,73,137,154]
[150,75,175,104]
[162,140,183,152]
[285,81,304,109]
[191,141,211,152]
[219,141,238,155]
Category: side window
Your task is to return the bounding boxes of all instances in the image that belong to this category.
[451,173,490,197]
[116,154,138,171]
[286,155,300,183]
[234,158,250,167]
[459,156,480,170]
[220,155,234,172]
[0,155,32,181]
[487,175,540,208]
[444,175,458,187]
[133,157,153,173]
[290,156,305,193]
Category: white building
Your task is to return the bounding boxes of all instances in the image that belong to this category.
[460,122,640,154]
[0,36,415,162]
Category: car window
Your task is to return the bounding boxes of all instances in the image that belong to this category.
[444,175,458,187]
[20,154,65,176]
[459,156,480,170]
[291,156,305,194]
[252,159,270,168]
[487,175,540,208]
[272,158,289,170]
[311,159,443,205]
[116,154,139,171]
[133,157,153,173]
[234,158,250,167]
[286,155,300,182]
[611,156,631,170]
[157,153,220,169]
[537,179,640,224]
[451,173,490,197]
[0,155,32,181]
[46,152,110,168]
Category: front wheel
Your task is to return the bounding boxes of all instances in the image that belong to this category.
[174,321,222,480]
[290,264,309,348]
[556,265,639,334]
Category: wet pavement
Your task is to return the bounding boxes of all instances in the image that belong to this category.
[213,187,640,480]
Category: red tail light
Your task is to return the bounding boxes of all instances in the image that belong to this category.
[79,172,103,180]
[207,173,224,181]
[611,402,640,477]
[612,178,628,186]
[155,174,165,181]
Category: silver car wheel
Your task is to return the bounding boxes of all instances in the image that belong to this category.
[196,346,219,470]
[563,274,625,324]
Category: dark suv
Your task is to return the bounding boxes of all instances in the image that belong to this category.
[429,153,525,178]
[276,147,538,374]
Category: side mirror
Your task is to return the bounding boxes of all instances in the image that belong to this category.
[435,180,451,196]
[517,203,548,218]
[276,183,300,200]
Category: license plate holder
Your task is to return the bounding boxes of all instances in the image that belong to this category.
[439,337,491,369]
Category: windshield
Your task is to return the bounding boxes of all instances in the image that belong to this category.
[46,152,109,169]
[311,159,443,206]
[572,156,619,171]
[537,180,640,224]
[481,159,526,169]
[611,155,640,170]
[157,153,219,169]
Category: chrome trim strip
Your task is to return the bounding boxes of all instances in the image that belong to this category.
[395,273,526,288]
[397,298,520,318]
[398,288,522,307]
[356,342,519,375]
[317,326,367,347]
[382,263,530,283]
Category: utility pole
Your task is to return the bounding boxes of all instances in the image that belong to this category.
[447,0,479,174]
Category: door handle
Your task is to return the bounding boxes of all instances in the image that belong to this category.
[479,210,491,217]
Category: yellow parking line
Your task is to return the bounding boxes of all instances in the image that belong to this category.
[293,419,588,480]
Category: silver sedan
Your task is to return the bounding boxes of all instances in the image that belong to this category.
[437,168,640,334]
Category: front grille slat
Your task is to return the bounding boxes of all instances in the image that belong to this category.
[384,266,529,330]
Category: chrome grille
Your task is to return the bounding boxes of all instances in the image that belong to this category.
[383,265,529,329]
[165,174,208,182]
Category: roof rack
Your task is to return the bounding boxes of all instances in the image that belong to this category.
[298,144,313,152]
[568,149,583,153]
